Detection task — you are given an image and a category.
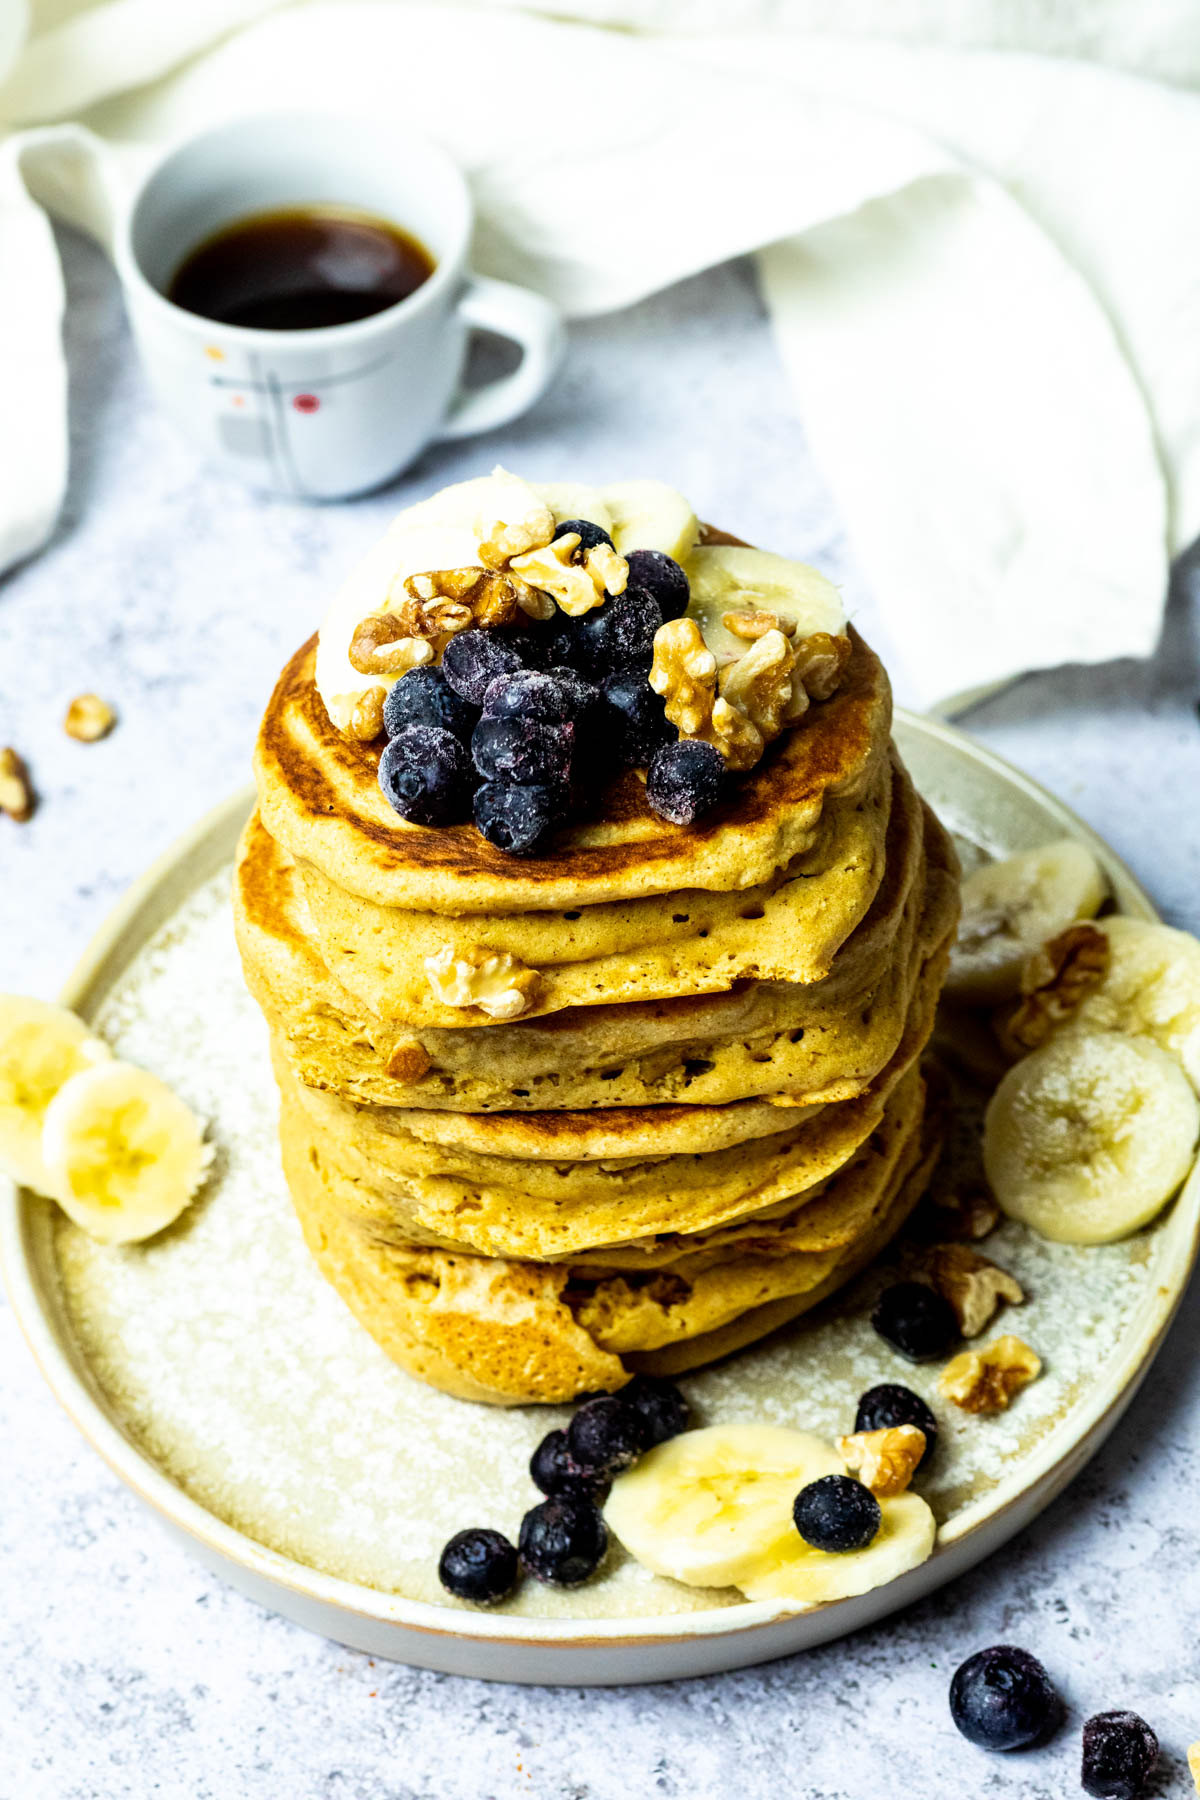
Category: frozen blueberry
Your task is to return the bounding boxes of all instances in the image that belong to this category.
[601,671,675,767]
[529,1429,609,1504]
[472,715,574,787]
[854,1384,938,1468]
[871,1281,960,1363]
[553,518,614,557]
[1081,1711,1159,1799]
[621,1374,689,1449]
[441,629,528,706]
[645,739,725,825]
[382,665,478,745]
[792,1474,881,1553]
[949,1646,1061,1751]
[518,1495,608,1587]
[437,1527,518,1604]
[481,668,598,725]
[473,781,560,856]
[566,1396,643,1480]
[378,725,473,827]
[625,548,690,622]
[572,589,662,678]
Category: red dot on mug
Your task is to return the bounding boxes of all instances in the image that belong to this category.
[293,393,320,414]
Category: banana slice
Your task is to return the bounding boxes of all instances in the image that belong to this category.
[946,840,1108,1005]
[740,1491,936,1608]
[599,481,698,563]
[1042,916,1200,1092]
[41,1061,213,1245]
[604,1424,843,1588]
[0,995,111,1195]
[683,546,846,667]
[532,482,615,538]
[983,1031,1199,1244]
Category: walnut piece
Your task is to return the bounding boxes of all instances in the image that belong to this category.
[509,535,627,616]
[930,1182,1002,1242]
[912,1244,1025,1337]
[0,748,34,821]
[792,631,852,703]
[405,566,554,628]
[939,1334,1041,1413]
[718,628,796,742]
[386,1040,434,1083]
[705,697,765,772]
[998,922,1111,1055]
[343,688,387,742]
[722,608,793,641]
[649,618,718,738]
[347,613,436,678]
[836,1425,926,1496]
[64,693,116,742]
[477,498,555,570]
[424,945,540,1022]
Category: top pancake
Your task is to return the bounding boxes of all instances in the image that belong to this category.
[254,626,891,914]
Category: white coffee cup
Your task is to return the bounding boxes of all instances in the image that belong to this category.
[110,112,564,500]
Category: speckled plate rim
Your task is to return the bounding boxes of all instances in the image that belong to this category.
[3,711,1198,1677]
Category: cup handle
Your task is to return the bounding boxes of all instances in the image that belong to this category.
[439,274,565,441]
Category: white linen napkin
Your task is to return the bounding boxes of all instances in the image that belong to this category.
[1,0,1196,711]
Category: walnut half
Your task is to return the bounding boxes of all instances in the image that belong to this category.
[347,614,436,678]
[649,618,718,738]
[997,922,1111,1056]
[911,1243,1025,1337]
[939,1334,1041,1413]
[836,1425,926,1496]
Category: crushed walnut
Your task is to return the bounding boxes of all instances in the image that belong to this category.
[0,748,34,821]
[939,1334,1041,1414]
[64,693,116,742]
[650,618,718,737]
[424,945,540,1022]
[836,1425,926,1496]
[911,1243,1025,1337]
[997,922,1111,1056]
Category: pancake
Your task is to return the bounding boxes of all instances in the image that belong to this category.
[279,1074,938,1404]
[254,626,891,913]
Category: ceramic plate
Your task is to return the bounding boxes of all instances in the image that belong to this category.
[3,713,1198,1685]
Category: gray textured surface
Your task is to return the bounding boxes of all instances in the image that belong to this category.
[1,229,1198,1799]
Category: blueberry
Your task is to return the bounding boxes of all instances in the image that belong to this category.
[871,1281,960,1362]
[378,725,473,826]
[518,1495,608,1587]
[620,1374,689,1448]
[441,629,528,706]
[382,666,478,745]
[600,671,675,768]
[566,1396,643,1480]
[1081,1712,1159,1799]
[625,548,690,622]
[572,589,662,678]
[482,668,598,725]
[949,1646,1061,1751]
[553,518,614,557]
[473,781,560,856]
[437,1527,518,1604]
[645,739,725,825]
[792,1474,881,1553]
[529,1429,608,1504]
[472,715,575,787]
[854,1384,938,1468]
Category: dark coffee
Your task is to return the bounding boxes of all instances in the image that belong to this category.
[167,205,435,330]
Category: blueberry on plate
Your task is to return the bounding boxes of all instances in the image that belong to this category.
[553,518,614,557]
[473,781,560,856]
[441,629,528,706]
[870,1281,960,1363]
[601,671,675,768]
[572,589,662,678]
[792,1474,881,1553]
[437,1527,518,1604]
[518,1495,608,1587]
[625,548,690,622]
[645,739,725,826]
[1081,1711,1159,1799]
[382,666,478,745]
[378,725,474,827]
[620,1374,689,1448]
[566,1396,643,1480]
[949,1645,1061,1751]
[529,1429,608,1504]
[471,715,575,787]
[854,1383,938,1468]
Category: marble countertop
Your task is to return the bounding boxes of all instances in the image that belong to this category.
[2,229,1198,1800]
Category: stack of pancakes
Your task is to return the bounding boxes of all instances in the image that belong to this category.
[235,621,959,1405]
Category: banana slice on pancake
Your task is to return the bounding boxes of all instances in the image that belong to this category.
[984,1030,1198,1243]
[683,546,846,666]
[599,481,698,562]
[946,840,1108,1005]
[0,994,111,1194]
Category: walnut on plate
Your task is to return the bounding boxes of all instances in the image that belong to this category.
[996,921,1111,1056]
[836,1425,926,1496]
[910,1243,1024,1337]
[0,748,34,821]
[64,693,117,742]
[939,1334,1041,1413]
